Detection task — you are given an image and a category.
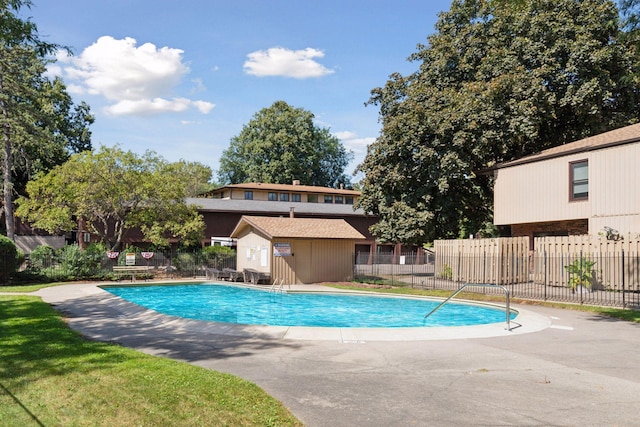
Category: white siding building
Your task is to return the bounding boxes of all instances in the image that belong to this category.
[492,123,640,243]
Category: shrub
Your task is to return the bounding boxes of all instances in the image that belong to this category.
[59,243,107,279]
[439,263,453,280]
[29,245,58,270]
[202,245,235,268]
[27,245,67,281]
[28,243,108,281]
[0,235,19,284]
[564,258,597,292]
[203,245,235,257]
[15,248,25,270]
[173,252,196,273]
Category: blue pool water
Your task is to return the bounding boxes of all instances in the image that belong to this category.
[104,284,515,328]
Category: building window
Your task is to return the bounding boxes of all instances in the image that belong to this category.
[280,193,290,202]
[268,192,278,201]
[308,194,318,203]
[570,160,588,201]
[292,193,301,202]
[335,196,343,204]
[345,196,354,205]
[324,195,333,203]
[244,191,253,200]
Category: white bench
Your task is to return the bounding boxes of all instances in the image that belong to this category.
[113,265,155,282]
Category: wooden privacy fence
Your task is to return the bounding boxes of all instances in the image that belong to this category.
[434,235,640,291]
[434,237,530,285]
[534,235,640,291]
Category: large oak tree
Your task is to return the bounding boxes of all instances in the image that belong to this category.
[218,101,353,188]
[357,0,640,245]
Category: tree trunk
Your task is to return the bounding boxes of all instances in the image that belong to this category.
[1,70,15,241]
[113,220,125,251]
[2,125,14,241]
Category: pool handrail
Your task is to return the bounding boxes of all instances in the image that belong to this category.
[424,283,512,331]
[269,278,287,293]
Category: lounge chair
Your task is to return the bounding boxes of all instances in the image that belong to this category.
[223,268,241,281]
[205,267,222,280]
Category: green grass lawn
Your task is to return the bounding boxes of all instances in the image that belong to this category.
[0,282,71,293]
[0,295,302,427]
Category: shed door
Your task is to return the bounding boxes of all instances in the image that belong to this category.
[271,240,315,284]
[294,240,312,284]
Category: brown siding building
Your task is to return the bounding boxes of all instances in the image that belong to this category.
[231,216,365,284]
[189,181,399,258]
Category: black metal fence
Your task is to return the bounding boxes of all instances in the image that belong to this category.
[8,247,236,283]
[354,251,436,287]
[354,251,640,308]
[1,248,12,283]
[5,243,639,308]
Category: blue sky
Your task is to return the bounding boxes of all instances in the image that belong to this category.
[23,0,452,181]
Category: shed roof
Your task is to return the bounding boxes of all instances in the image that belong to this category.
[230,216,366,240]
[493,122,640,170]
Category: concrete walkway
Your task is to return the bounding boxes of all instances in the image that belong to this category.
[14,282,640,426]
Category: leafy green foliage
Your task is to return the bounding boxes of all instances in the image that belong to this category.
[1,1,93,240]
[0,234,19,282]
[439,263,453,280]
[28,244,58,269]
[173,252,196,273]
[58,243,106,279]
[218,101,353,188]
[357,0,640,244]
[202,245,236,267]
[203,245,235,257]
[15,146,211,250]
[25,243,107,281]
[564,258,597,291]
[620,0,640,30]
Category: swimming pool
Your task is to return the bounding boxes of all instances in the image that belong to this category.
[104,283,515,328]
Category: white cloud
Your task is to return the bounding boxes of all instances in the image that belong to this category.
[66,83,85,95]
[334,131,375,154]
[105,98,186,115]
[244,47,334,78]
[59,36,214,116]
[190,78,206,93]
[45,63,63,79]
[192,100,215,114]
[334,131,357,140]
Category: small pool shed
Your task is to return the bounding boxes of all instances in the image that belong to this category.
[230,215,365,284]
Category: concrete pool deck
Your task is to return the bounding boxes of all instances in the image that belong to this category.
[12,282,640,426]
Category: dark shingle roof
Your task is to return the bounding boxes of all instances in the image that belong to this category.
[187,197,367,216]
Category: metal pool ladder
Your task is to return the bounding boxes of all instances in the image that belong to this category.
[269,278,287,293]
[424,283,512,331]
